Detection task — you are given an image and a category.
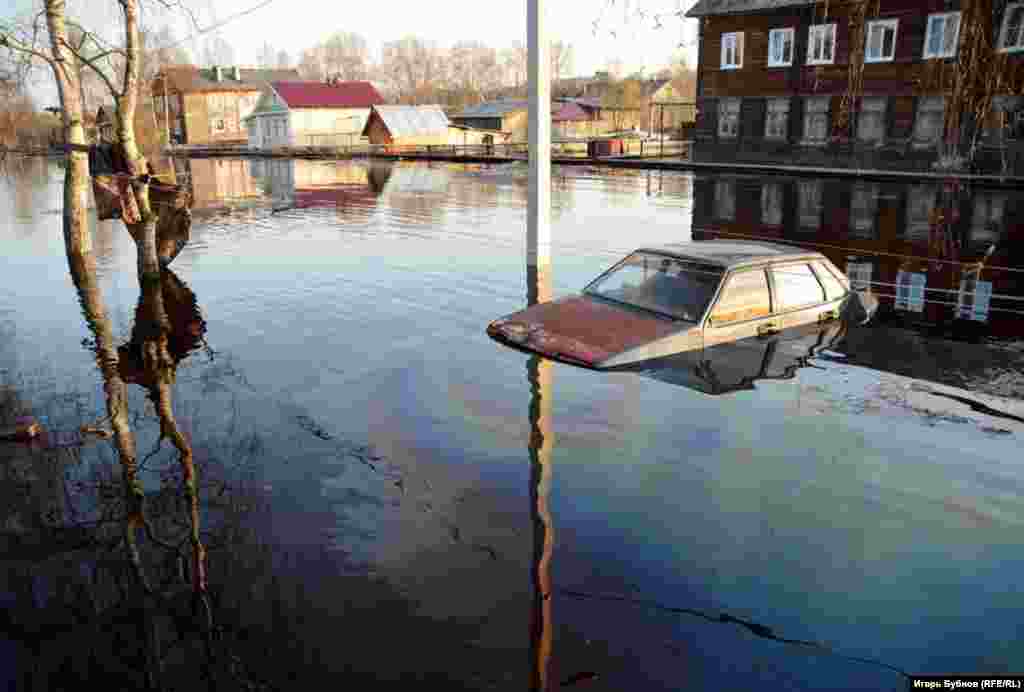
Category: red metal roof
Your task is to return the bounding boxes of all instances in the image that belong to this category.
[271,81,384,109]
[552,102,590,122]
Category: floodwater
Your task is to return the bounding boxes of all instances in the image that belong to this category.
[2,157,1024,690]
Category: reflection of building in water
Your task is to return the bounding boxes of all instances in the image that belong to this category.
[251,160,390,221]
[693,175,1024,338]
[186,158,263,209]
[378,163,452,227]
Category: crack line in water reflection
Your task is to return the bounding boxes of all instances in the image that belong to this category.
[559,589,912,681]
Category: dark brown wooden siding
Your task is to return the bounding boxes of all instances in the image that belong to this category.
[696,0,967,100]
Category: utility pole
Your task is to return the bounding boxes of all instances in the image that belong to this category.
[527,0,550,269]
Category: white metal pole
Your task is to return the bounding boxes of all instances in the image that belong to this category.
[527,0,551,268]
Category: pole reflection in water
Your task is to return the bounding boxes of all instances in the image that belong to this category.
[527,262,555,692]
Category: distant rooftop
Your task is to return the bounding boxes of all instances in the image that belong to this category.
[363,104,450,137]
[686,0,815,17]
[452,100,529,119]
[272,81,384,109]
[156,65,299,93]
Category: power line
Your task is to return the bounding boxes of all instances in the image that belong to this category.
[697,227,1024,275]
[159,0,279,53]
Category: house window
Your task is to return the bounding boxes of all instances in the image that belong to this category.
[718,98,740,138]
[802,96,830,146]
[865,19,898,62]
[850,182,879,238]
[958,274,993,322]
[904,185,937,241]
[912,96,946,147]
[807,24,837,65]
[721,32,744,69]
[845,259,874,292]
[797,179,823,230]
[765,98,790,139]
[761,182,784,226]
[714,179,736,221]
[213,119,226,132]
[923,12,961,58]
[999,3,1024,52]
[857,96,887,144]
[768,28,794,67]
[895,270,927,312]
[970,192,1007,248]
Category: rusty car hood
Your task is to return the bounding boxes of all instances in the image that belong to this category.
[486,295,687,368]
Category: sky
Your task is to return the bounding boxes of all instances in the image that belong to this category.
[7,0,699,106]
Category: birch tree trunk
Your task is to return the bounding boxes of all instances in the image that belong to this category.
[44,0,91,254]
[114,0,161,279]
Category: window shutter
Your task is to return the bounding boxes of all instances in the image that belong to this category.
[737,32,744,66]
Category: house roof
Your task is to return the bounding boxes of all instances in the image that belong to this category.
[156,66,299,93]
[363,105,450,138]
[272,81,384,109]
[552,102,590,122]
[452,100,529,119]
[685,0,814,17]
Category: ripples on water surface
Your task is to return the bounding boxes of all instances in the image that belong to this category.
[1,158,1023,690]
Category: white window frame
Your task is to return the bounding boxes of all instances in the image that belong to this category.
[807,23,837,65]
[957,276,993,322]
[857,96,888,144]
[998,3,1024,53]
[721,32,744,69]
[845,260,874,292]
[895,271,927,313]
[714,179,737,221]
[761,182,784,226]
[768,28,795,67]
[765,97,790,139]
[923,12,961,59]
[718,98,740,138]
[865,19,899,63]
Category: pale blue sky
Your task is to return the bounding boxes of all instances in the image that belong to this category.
[7,0,698,105]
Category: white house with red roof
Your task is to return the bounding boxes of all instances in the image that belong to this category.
[244,78,385,149]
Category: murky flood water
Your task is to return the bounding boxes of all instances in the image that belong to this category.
[2,157,1023,690]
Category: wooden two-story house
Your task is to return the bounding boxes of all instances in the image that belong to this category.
[686,0,1024,174]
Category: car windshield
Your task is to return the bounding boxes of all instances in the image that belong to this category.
[584,252,725,321]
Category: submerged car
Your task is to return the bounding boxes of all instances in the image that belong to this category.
[487,241,871,370]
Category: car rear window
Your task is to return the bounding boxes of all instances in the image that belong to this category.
[585,252,724,321]
[770,263,826,310]
[709,269,772,324]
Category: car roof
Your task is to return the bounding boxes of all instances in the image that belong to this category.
[636,241,825,270]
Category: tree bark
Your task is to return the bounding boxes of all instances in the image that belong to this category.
[65,248,141,516]
[44,0,91,255]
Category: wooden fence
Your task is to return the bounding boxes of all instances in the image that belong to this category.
[168,139,692,161]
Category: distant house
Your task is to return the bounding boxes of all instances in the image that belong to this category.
[684,0,1024,173]
[552,101,596,139]
[363,104,450,146]
[450,100,529,141]
[642,78,696,134]
[363,105,502,149]
[151,65,299,145]
[244,79,384,149]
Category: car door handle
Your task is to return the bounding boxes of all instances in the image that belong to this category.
[756,322,780,337]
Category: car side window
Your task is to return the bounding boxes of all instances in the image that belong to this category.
[709,269,772,324]
[771,263,826,310]
[811,261,847,300]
